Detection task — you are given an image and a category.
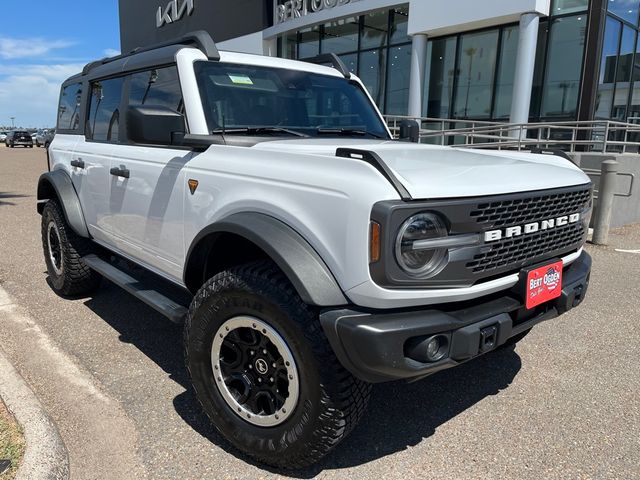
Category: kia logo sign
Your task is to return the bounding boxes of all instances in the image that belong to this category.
[157,0,194,28]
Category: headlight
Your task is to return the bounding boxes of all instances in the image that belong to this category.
[395,213,449,278]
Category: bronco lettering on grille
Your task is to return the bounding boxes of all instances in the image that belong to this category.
[484,213,581,243]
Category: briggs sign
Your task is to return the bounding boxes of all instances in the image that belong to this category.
[156,0,194,28]
[276,0,363,24]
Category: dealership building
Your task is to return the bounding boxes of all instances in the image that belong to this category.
[120,0,640,125]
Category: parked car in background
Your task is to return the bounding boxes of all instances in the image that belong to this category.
[0,133,7,142]
[35,130,55,148]
[5,130,34,148]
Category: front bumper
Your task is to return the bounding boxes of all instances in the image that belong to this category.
[320,251,591,383]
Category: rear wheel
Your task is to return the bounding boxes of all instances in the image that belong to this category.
[41,200,101,296]
[185,261,371,469]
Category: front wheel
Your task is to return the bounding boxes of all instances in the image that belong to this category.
[184,261,371,469]
[41,201,101,296]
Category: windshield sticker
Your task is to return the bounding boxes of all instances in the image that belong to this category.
[228,74,254,85]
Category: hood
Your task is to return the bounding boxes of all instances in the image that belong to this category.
[253,139,591,199]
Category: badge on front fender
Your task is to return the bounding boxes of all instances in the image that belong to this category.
[524,260,563,309]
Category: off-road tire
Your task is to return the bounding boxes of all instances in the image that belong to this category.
[184,261,371,469]
[41,200,101,296]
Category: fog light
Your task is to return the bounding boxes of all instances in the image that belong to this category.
[425,335,448,362]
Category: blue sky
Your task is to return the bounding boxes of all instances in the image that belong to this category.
[0,1,121,128]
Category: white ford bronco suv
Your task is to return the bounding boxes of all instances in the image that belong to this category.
[38,32,593,468]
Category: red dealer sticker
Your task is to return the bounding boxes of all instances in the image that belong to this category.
[525,261,563,309]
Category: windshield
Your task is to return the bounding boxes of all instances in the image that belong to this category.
[194,61,390,139]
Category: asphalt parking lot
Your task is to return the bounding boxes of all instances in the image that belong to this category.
[0,145,638,480]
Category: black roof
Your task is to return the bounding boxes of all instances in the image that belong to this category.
[63,31,219,87]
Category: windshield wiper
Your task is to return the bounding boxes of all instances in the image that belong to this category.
[212,127,308,138]
[316,127,386,139]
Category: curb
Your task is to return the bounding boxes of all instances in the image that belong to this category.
[0,348,69,480]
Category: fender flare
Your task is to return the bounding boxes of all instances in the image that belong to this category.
[185,213,348,307]
[37,170,90,238]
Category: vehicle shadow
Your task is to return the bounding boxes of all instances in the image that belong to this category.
[83,282,522,477]
[0,192,29,206]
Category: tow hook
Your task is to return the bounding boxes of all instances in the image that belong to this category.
[479,325,498,353]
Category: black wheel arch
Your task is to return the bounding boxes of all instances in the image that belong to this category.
[184,213,348,307]
[37,169,90,238]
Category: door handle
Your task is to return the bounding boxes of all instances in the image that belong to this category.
[110,166,130,179]
[70,159,85,169]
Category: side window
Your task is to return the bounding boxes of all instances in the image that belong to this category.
[87,77,124,142]
[129,66,183,112]
[57,83,83,131]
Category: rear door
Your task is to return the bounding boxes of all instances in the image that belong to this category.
[72,77,125,244]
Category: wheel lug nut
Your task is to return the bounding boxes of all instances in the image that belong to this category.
[250,351,255,356]
[272,363,276,368]
[269,377,274,382]
[262,349,267,355]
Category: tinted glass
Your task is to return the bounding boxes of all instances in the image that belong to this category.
[322,17,359,54]
[194,62,388,139]
[541,15,587,118]
[389,6,410,45]
[613,26,636,120]
[595,17,621,118]
[129,66,183,112]
[607,0,640,24]
[454,30,499,118]
[339,53,358,74]
[530,21,549,118]
[423,36,457,118]
[361,11,388,50]
[385,44,411,115]
[87,77,124,142]
[298,27,320,59]
[493,26,520,119]
[629,35,640,119]
[358,48,387,107]
[552,0,589,15]
[57,82,83,131]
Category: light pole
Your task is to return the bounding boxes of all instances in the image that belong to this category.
[10,117,15,128]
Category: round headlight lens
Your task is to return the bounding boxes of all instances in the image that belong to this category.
[395,213,449,278]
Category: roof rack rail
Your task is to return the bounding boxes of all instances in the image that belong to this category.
[303,53,351,78]
[82,30,220,76]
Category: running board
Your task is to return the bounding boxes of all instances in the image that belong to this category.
[82,254,188,324]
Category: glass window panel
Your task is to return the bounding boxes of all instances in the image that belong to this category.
[423,36,457,118]
[595,17,621,118]
[298,26,320,59]
[339,53,358,75]
[552,0,589,15]
[279,32,297,59]
[358,49,387,109]
[389,6,410,45]
[493,26,520,119]
[613,26,636,120]
[629,35,640,121]
[607,0,640,24]
[129,67,183,112]
[385,44,412,115]
[361,11,389,50]
[87,77,124,142]
[322,17,359,54]
[530,20,549,118]
[57,82,83,131]
[453,30,499,118]
[541,15,588,118]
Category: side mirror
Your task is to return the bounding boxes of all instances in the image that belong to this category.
[126,105,185,145]
[399,120,420,143]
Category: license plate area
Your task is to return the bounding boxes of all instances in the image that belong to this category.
[522,260,563,310]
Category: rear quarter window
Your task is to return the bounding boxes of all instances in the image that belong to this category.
[57,82,83,132]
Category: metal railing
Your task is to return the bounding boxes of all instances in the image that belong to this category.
[384,115,640,154]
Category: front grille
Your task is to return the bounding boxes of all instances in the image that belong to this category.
[466,186,591,275]
[467,223,585,273]
[470,188,592,228]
